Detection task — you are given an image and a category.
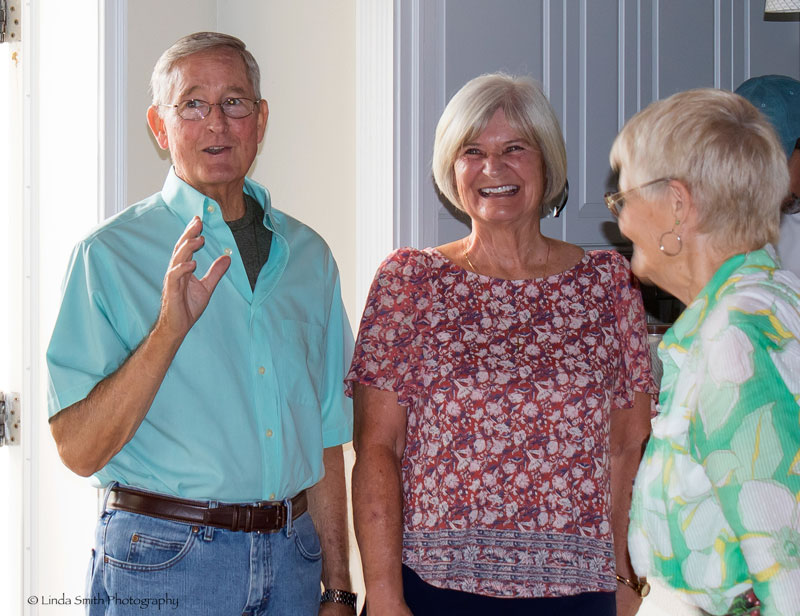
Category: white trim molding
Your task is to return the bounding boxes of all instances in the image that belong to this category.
[21,0,37,610]
[393,0,445,251]
[99,0,127,219]
[393,0,421,250]
[355,0,394,315]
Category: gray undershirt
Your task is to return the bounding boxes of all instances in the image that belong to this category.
[225,193,273,290]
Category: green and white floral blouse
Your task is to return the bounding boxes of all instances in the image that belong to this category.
[628,247,800,616]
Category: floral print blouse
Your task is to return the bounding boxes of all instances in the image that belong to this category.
[347,247,655,597]
[628,247,800,616]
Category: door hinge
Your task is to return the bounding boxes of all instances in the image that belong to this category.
[0,0,21,44]
[0,391,21,446]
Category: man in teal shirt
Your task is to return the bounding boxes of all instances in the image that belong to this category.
[46,32,356,615]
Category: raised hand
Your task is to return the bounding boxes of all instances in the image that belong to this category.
[156,216,231,340]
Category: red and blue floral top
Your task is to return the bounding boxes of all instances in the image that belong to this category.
[346,247,655,597]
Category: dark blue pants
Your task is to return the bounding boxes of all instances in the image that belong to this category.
[362,565,616,616]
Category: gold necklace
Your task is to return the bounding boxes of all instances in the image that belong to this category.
[463,249,477,272]
[463,240,551,277]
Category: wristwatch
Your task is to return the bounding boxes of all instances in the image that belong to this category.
[320,588,358,611]
[616,573,651,597]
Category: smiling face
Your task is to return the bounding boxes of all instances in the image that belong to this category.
[147,47,268,203]
[453,108,546,227]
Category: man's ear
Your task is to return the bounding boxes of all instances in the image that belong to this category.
[146,106,169,150]
[256,98,269,144]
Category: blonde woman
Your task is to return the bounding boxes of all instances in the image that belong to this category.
[349,73,656,616]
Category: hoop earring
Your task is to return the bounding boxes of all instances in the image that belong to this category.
[659,219,682,257]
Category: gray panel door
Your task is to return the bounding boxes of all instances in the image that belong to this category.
[395,0,800,251]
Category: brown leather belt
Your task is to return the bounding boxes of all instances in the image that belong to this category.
[108,485,307,533]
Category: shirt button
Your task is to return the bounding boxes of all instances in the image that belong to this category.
[258,366,265,375]
[207,204,215,213]
[266,429,273,438]
[224,247,233,256]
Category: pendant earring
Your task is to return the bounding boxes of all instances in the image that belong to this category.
[659,219,682,256]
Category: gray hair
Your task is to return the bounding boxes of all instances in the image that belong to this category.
[150,32,261,107]
[432,73,567,215]
[610,88,788,252]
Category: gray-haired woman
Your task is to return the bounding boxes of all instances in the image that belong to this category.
[610,88,800,616]
[348,73,656,616]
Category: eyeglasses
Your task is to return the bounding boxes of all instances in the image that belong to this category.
[160,97,260,121]
[604,177,672,217]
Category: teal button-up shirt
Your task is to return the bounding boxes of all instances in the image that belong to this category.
[46,169,353,502]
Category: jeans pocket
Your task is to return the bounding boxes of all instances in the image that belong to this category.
[103,511,199,572]
[293,512,322,561]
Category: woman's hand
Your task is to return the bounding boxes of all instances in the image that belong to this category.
[615,583,643,616]
[362,597,414,615]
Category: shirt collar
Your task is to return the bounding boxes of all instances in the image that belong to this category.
[160,166,279,232]
[662,246,777,350]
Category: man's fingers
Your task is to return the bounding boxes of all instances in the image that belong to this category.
[163,259,198,288]
[171,236,205,266]
[199,255,231,294]
[174,216,202,246]
[171,217,204,259]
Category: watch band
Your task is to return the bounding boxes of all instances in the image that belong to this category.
[320,588,358,611]
[615,573,651,597]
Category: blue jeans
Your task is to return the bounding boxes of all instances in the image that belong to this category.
[85,487,323,615]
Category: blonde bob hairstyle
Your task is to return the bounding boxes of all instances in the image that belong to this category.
[432,73,567,215]
[609,88,788,252]
[150,32,261,110]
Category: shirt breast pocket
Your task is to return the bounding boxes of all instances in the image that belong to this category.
[276,320,325,408]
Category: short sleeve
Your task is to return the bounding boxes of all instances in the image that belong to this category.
[690,309,800,615]
[610,254,658,409]
[319,264,355,447]
[345,249,427,407]
[46,240,134,417]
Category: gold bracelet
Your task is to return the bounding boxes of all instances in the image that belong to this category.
[615,573,651,597]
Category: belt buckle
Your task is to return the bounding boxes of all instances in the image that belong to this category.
[223,501,288,533]
[256,500,286,534]
[274,502,286,530]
